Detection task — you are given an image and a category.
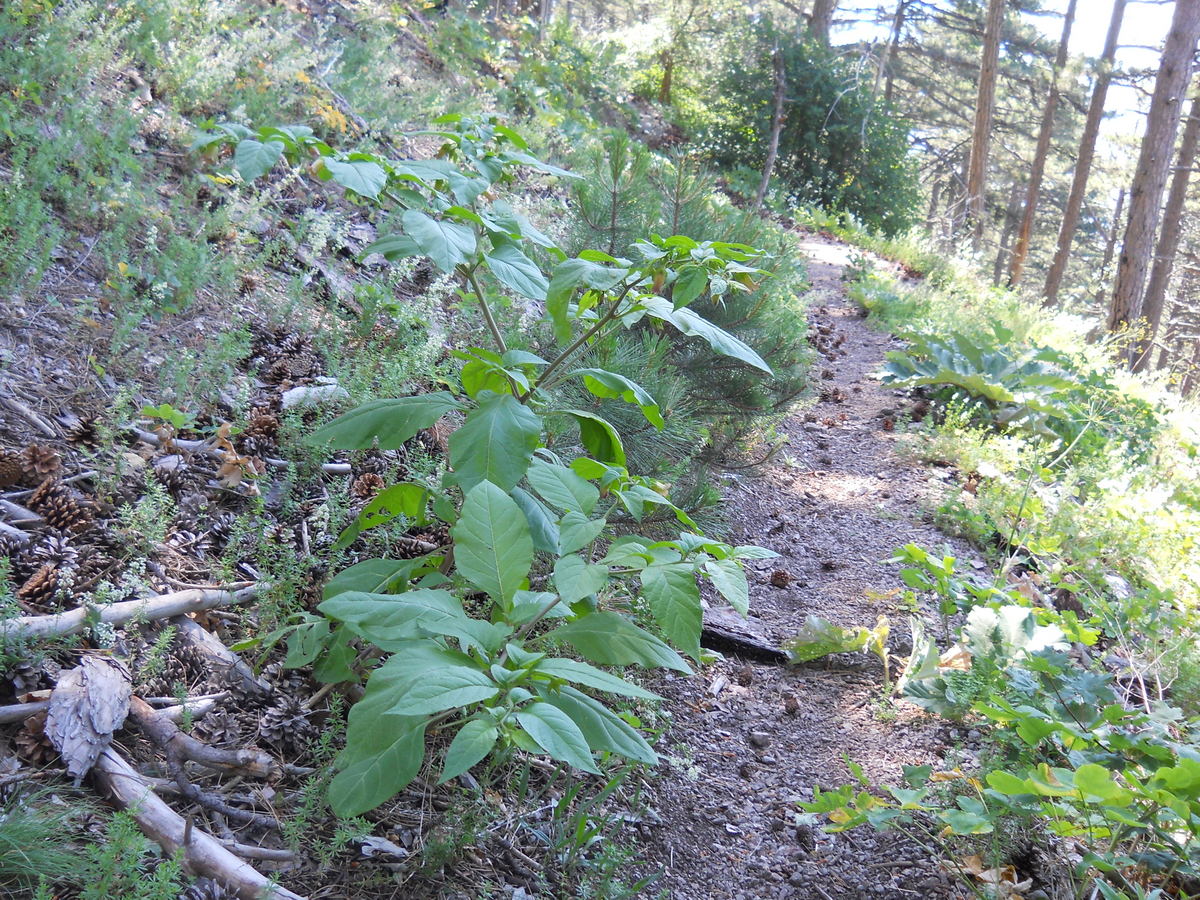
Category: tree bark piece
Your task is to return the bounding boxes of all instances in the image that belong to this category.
[1109,0,1200,352]
[128,695,279,781]
[0,586,258,641]
[966,0,1006,247]
[92,748,305,900]
[1043,0,1127,305]
[1007,0,1077,286]
[172,615,273,702]
[702,607,788,664]
[1134,90,1200,371]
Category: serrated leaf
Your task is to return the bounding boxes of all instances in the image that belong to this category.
[485,243,549,299]
[535,657,660,700]
[440,719,499,784]
[402,209,477,273]
[325,157,387,198]
[641,296,772,374]
[452,481,533,603]
[527,458,599,514]
[540,686,657,765]
[640,563,702,660]
[309,393,461,449]
[516,702,599,773]
[449,392,542,491]
[553,554,609,605]
[234,138,284,181]
[704,558,749,615]
[546,612,690,673]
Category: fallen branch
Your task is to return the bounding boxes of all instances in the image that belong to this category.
[129,696,278,781]
[132,429,351,475]
[172,615,273,702]
[0,700,49,723]
[92,749,305,900]
[0,586,259,641]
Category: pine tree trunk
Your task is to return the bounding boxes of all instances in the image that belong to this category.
[1007,0,1077,287]
[808,0,838,44]
[875,0,909,102]
[1109,0,1200,356]
[1099,187,1126,287]
[966,0,1006,248]
[993,182,1023,286]
[1042,0,1127,306]
[754,45,788,211]
[1133,90,1200,372]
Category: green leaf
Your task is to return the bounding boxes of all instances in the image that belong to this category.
[388,664,499,716]
[527,458,599,515]
[672,265,709,308]
[452,481,533,603]
[318,589,469,651]
[546,611,690,673]
[330,682,427,816]
[569,369,664,430]
[284,619,330,668]
[641,296,772,374]
[324,558,437,599]
[325,157,387,199]
[334,482,431,550]
[365,233,421,261]
[986,771,1032,796]
[509,591,567,624]
[564,410,625,466]
[516,702,599,773]
[234,138,284,181]
[312,627,358,683]
[535,657,660,700]
[640,563,702,660]
[545,258,629,342]
[449,392,542,491]
[553,554,609,605]
[540,685,657,765]
[510,486,560,555]
[440,719,499,784]
[784,616,870,663]
[557,511,606,555]
[704,558,749,615]
[484,243,549,300]
[309,393,461,450]
[1073,764,1132,806]
[402,209,477,273]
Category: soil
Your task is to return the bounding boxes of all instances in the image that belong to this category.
[638,235,978,900]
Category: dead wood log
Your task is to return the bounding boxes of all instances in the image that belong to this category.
[128,696,278,781]
[92,749,305,900]
[701,607,789,664]
[0,586,259,641]
[0,700,50,723]
[172,616,273,702]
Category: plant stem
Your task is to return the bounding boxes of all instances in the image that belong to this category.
[464,264,509,354]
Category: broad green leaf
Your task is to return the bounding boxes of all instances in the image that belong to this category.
[234,138,284,181]
[545,258,629,341]
[509,591,567,624]
[309,393,461,449]
[784,615,869,663]
[440,719,499,784]
[553,554,609,605]
[365,233,420,261]
[527,458,599,514]
[402,209,477,273]
[449,392,542,491]
[1073,764,1132,806]
[535,657,660,700]
[323,559,442,599]
[284,620,330,668]
[569,369,664,430]
[546,611,690,673]
[325,157,387,199]
[460,357,515,398]
[516,701,599,774]
[452,481,533,603]
[484,243,549,300]
[704,558,749,615]
[330,684,426,816]
[510,486,560,555]
[312,627,358,683]
[672,265,709,308]
[334,482,430,550]
[540,685,657,765]
[640,563,702,660]
[388,664,499,715]
[318,589,466,651]
[564,410,625,466]
[732,545,780,560]
[641,296,772,374]
[986,771,1032,796]
[558,511,606,555]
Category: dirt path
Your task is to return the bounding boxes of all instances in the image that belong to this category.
[639,235,975,900]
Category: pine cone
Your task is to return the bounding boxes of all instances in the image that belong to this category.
[350,472,385,500]
[208,512,238,547]
[0,449,22,488]
[164,529,212,558]
[28,479,94,533]
[179,877,239,900]
[65,416,102,448]
[240,407,280,456]
[277,332,314,357]
[31,534,79,571]
[6,659,47,694]
[352,449,390,478]
[17,564,59,608]
[154,456,203,497]
[261,661,309,698]
[194,706,244,745]
[0,532,30,561]
[257,694,315,752]
[14,712,56,765]
[19,444,62,482]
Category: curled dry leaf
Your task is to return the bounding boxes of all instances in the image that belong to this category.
[959,854,1033,899]
[46,655,132,781]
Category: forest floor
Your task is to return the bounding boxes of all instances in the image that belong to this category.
[638,235,979,900]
